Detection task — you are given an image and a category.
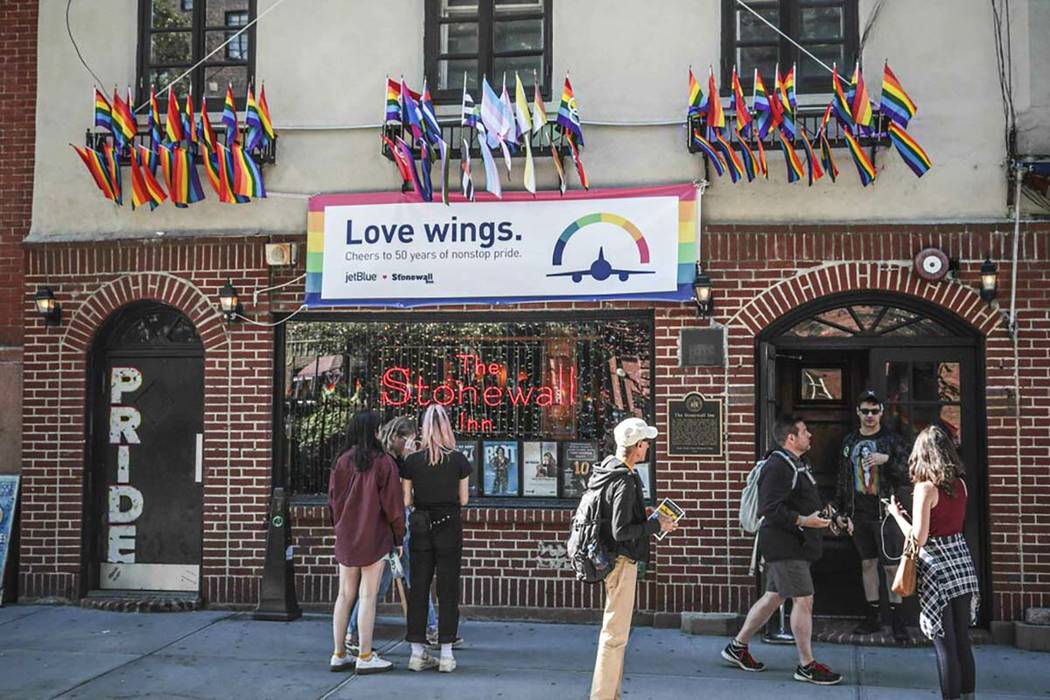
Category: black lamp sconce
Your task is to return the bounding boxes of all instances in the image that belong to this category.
[692,263,713,317]
[218,280,242,322]
[34,287,62,326]
[979,256,997,303]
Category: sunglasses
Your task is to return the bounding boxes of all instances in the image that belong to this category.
[859,408,882,416]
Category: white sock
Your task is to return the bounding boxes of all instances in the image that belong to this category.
[411,642,424,657]
[440,642,453,659]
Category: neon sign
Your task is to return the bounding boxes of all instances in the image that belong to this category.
[380,353,577,432]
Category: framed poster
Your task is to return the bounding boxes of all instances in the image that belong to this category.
[482,441,519,496]
[0,475,19,604]
[456,440,480,496]
[522,441,558,497]
[561,442,599,499]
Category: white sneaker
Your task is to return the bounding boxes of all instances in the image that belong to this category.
[408,652,439,672]
[355,652,393,675]
[329,653,354,672]
[438,656,457,673]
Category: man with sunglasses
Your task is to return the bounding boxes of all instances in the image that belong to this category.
[833,390,912,640]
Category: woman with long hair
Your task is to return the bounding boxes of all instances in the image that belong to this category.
[888,425,979,700]
[401,404,471,673]
[328,410,405,674]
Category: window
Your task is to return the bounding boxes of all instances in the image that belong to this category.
[137,0,255,109]
[424,0,553,105]
[277,314,655,504]
[721,0,858,94]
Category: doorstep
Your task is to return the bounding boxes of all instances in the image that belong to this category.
[81,590,203,613]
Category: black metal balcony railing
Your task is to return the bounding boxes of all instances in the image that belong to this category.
[381,120,571,163]
[84,128,277,166]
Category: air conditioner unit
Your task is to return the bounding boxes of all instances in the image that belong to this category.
[265,243,297,266]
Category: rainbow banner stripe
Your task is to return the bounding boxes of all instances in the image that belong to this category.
[887,122,932,177]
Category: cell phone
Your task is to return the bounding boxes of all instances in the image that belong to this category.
[880,497,892,506]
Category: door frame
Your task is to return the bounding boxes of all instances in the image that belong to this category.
[755,292,991,625]
[82,302,205,596]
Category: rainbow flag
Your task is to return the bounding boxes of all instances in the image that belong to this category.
[843,125,876,186]
[691,129,725,177]
[179,146,205,203]
[102,142,123,205]
[184,89,197,144]
[245,84,265,151]
[111,88,137,150]
[203,144,234,203]
[215,143,249,203]
[566,132,589,189]
[687,67,704,120]
[129,146,167,210]
[232,143,266,198]
[777,128,804,183]
[734,133,759,182]
[258,84,276,143]
[706,69,725,129]
[752,69,773,140]
[732,67,751,136]
[776,65,795,139]
[94,88,112,133]
[71,144,117,202]
[819,129,838,182]
[222,84,239,143]
[385,77,402,125]
[157,146,183,207]
[135,145,167,203]
[712,128,745,183]
[880,63,917,128]
[850,63,873,128]
[199,102,217,151]
[887,122,932,177]
[165,87,184,144]
[556,74,584,145]
[831,63,854,129]
[755,135,768,177]
[148,87,163,148]
[798,128,824,186]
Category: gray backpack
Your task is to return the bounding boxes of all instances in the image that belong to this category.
[738,451,797,534]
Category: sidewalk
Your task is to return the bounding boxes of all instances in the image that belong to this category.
[0,604,1046,699]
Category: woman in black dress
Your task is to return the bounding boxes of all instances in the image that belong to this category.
[401,404,471,673]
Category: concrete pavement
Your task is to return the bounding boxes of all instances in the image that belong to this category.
[0,604,1047,699]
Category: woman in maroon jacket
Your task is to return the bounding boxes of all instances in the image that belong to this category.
[328,410,405,674]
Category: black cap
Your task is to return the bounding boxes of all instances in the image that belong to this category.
[857,389,882,406]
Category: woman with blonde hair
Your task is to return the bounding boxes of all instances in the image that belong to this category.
[328,410,404,674]
[888,425,979,700]
[401,404,471,673]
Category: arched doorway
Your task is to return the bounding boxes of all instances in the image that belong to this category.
[84,302,204,594]
[757,292,988,623]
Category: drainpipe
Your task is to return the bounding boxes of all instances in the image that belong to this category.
[1009,162,1024,600]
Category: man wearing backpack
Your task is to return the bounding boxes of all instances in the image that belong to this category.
[721,416,843,686]
[589,418,676,700]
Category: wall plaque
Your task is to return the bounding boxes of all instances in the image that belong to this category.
[666,392,724,457]
[679,328,725,367]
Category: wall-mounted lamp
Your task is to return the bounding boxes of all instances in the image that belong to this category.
[692,263,713,317]
[34,287,61,326]
[218,280,242,322]
[979,257,998,303]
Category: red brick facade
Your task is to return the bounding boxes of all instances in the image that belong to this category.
[20,223,1050,623]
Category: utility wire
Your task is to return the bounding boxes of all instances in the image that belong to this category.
[733,0,842,79]
[66,0,106,87]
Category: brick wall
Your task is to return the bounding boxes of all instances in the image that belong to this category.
[20,224,1050,622]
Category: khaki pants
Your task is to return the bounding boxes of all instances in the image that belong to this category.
[590,556,638,700]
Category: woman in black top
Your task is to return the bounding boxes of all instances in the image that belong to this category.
[402,404,471,673]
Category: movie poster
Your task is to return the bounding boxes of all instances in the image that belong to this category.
[561,442,599,499]
[482,441,518,496]
[522,441,558,497]
[456,440,480,496]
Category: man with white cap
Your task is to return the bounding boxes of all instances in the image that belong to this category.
[589,417,677,700]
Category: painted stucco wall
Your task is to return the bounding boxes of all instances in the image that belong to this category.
[32,0,1023,240]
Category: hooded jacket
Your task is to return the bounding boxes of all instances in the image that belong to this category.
[588,455,661,564]
[757,450,824,563]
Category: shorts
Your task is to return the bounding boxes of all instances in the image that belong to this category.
[765,559,814,598]
[852,516,903,564]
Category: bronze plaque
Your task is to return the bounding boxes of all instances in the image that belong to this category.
[666,392,724,457]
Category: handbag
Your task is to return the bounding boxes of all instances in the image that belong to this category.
[891,533,919,597]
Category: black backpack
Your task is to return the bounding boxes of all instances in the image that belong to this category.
[567,477,620,583]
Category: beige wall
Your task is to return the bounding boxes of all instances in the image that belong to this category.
[32,0,1034,240]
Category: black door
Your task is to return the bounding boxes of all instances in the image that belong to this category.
[88,304,204,593]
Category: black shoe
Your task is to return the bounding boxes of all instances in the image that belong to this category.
[794,661,842,685]
[721,641,765,672]
[852,607,881,635]
[891,606,909,642]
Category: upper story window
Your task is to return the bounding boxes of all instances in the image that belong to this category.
[137,0,256,109]
[424,0,553,105]
[721,0,858,95]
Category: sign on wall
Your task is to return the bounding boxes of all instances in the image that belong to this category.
[305,184,699,307]
[666,392,724,457]
[0,475,18,603]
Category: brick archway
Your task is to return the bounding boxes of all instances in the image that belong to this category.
[729,262,1005,338]
[59,272,228,353]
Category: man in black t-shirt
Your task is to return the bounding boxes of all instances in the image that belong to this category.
[833,391,912,640]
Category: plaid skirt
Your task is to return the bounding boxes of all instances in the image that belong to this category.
[917,533,980,639]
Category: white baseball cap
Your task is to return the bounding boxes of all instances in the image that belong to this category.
[614,417,658,448]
